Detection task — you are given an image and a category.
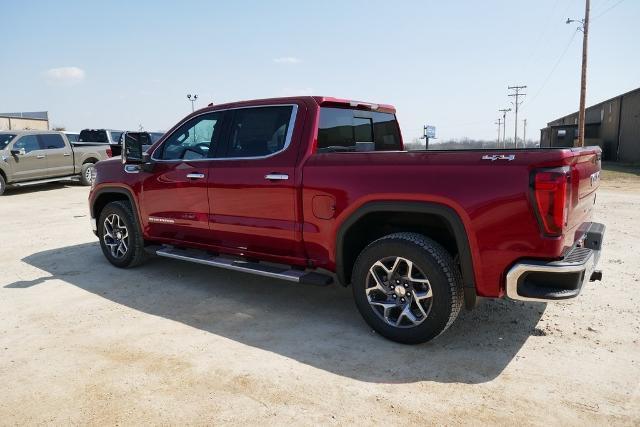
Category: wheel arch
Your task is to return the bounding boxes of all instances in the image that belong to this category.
[92,187,142,232]
[82,157,99,164]
[336,201,477,308]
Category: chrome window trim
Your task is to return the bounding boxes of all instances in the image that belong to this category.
[150,104,299,163]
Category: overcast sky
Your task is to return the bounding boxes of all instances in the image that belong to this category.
[2,0,639,142]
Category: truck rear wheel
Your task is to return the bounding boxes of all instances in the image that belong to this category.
[98,201,146,268]
[0,174,5,195]
[351,232,463,344]
[80,163,95,186]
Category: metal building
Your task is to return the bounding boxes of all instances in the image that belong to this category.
[0,111,49,131]
[540,87,640,162]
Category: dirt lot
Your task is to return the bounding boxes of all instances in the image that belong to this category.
[1,169,639,425]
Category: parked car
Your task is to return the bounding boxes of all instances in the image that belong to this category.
[0,130,109,195]
[88,96,604,344]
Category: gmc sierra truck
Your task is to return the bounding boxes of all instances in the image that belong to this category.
[88,96,605,344]
[0,130,109,195]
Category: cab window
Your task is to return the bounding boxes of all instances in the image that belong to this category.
[13,135,41,153]
[223,106,294,158]
[157,112,222,160]
[39,134,66,149]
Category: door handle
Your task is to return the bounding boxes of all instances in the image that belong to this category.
[186,173,206,180]
[63,153,71,157]
[265,173,289,181]
[36,155,46,159]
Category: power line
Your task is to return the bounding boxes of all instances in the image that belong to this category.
[527,29,580,105]
[592,0,625,19]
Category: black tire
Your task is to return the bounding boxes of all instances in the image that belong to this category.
[80,163,95,186]
[98,201,146,268]
[352,232,463,344]
[0,174,5,196]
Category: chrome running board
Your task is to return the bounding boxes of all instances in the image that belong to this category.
[155,246,333,286]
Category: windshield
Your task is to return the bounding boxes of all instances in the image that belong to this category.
[0,133,17,150]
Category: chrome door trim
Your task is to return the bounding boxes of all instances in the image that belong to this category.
[264,173,289,181]
[186,173,206,179]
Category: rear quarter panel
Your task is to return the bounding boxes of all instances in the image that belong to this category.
[301,148,598,297]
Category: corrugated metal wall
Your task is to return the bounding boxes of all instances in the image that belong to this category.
[617,90,640,163]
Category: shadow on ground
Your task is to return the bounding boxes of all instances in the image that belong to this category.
[8,242,546,384]
[3,181,79,196]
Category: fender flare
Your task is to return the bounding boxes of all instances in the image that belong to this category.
[335,201,477,308]
[91,186,143,231]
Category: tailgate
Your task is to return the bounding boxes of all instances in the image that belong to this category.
[567,148,601,233]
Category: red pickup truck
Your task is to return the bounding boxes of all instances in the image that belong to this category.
[88,96,604,344]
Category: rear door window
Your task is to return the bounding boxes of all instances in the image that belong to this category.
[38,134,66,149]
[222,106,294,158]
[317,107,402,152]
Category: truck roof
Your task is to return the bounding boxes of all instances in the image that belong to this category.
[0,130,64,135]
[201,96,397,114]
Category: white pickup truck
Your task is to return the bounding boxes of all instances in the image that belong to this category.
[0,130,109,195]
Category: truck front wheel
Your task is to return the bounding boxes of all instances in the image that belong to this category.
[351,232,463,344]
[98,201,146,268]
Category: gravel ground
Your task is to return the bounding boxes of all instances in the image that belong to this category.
[0,176,638,425]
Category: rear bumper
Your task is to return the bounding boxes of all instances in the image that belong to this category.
[506,222,605,302]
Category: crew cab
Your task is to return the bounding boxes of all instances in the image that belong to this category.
[88,96,604,343]
[0,130,109,195]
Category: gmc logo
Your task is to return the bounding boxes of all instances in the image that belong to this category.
[590,171,600,187]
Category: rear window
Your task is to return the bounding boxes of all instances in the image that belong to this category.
[79,130,109,143]
[317,107,402,152]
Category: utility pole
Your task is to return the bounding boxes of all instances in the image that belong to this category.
[186,93,199,112]
[499,108,511,148]
[523,119,527,146]
[495,118,502,146]
[567,0,590,147]
[508,85,527,148]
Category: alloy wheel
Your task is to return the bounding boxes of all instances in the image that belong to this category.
[365,256,433,328]
[103,213,129,259]
[85,165,94,184]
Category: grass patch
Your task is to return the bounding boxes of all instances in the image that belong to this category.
[601,162,640,184]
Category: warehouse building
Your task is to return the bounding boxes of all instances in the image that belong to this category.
[540,87,640,162]
[0,111,49,131]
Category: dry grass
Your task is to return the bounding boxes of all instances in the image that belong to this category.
[601,162,640,184]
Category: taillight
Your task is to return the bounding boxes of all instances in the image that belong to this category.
[531,167,571,237]
[106,147,113,157]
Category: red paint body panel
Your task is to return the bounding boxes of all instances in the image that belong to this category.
[89,96,601,299]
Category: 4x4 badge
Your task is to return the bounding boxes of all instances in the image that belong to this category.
[482,154,515,161]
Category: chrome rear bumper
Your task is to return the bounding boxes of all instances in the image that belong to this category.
[506,222,605,302]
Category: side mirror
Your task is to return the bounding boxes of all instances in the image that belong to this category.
[122,133,144,164]
[10,148,26,156]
